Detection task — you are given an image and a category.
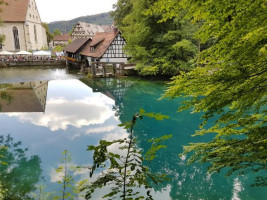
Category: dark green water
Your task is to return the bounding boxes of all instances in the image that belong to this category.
[0,67,266,199]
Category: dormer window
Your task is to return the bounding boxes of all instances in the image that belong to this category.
[90,47,94,53]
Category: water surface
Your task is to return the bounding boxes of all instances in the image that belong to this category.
[0,67,266,199]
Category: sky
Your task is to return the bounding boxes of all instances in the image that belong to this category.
[35,0,117,23]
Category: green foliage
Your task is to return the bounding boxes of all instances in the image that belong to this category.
[112,0,198,76]
[0,135,42,199]
[145,135,172,161]
[156,0,267,186]
[0,91,13,112]
[42,22,54,44]
[53,45,64,52]
[81,109,170,199]
[0,183,7,200]
[110,0,133,27]
[30,184,55,200]
[0,1,7,45]
[53,29,62,37]
[52,150,78,200]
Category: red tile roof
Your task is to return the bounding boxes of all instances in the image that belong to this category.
[64,38,91,53]
[0,0,29,22]
[81,30,119,58]
[53,34,71,41]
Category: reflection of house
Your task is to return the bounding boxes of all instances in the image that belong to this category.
[81,78,133,104]
[52,34,71,47]
[0,81,48,112]
[0,0,48,52]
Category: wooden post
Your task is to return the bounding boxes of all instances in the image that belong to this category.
[103,64,106,77]
[113,64,116,76]
[92,63,96,77]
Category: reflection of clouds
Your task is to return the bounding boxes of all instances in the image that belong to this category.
[232,178,243,200]
[50,167,64,182]
[7,97,114,131]
[75,166,171,200]
[85,125,117,135]
[50,162,78,183]
[70,125,124,140]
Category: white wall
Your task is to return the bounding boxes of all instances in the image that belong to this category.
[0,22,27,51]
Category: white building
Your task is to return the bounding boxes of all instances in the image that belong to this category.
[0,0,48,52]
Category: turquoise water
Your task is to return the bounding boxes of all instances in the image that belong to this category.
[0,67,266,199]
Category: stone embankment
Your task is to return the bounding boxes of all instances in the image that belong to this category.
[1,60,66,67]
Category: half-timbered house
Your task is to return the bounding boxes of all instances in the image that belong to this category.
[64,38,91,66]
[70,22,105,40]
[81,29,128,65]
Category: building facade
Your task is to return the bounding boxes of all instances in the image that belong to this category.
[0,0,47,52]
[81,30,128,64]
[70,22,105,40]
[52,34,71,47]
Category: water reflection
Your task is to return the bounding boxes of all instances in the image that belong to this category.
[0,76,266,199]
[0,81,48,112]
[0,135,42,200]
[4,80,115,131]
[81,78,133,106]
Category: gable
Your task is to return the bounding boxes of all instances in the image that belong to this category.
[102,33,127,58]
[71,22,105,38]
[25,0,42,23]
[71,23,87,38]
[0,0,30,22]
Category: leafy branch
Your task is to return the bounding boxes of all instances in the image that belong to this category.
[81,109,171,200]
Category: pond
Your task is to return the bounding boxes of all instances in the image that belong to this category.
[0,66,266,199]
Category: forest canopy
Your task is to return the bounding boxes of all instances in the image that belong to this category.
[112,0,267,186]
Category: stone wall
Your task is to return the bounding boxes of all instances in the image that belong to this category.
[4,60,66,67]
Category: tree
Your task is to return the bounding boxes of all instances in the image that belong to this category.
[110,0,133,27]
[42,22,54,44]
[151,0,267,186]
[81,109,171,199]
[112,0,198,76]
[53,45,63,52]
[0,84,13,112]
[53,29,62,37]
[52,150,77,200]
[0,0,7,47]
[0,135,42,199]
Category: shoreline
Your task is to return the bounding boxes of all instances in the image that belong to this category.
[0,60,66,67]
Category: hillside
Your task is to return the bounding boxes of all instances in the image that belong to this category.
[48,12,113,33]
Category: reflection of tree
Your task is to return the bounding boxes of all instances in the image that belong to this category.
[0,84,13,112]
[111,78,241,199]
[0,135,42,200]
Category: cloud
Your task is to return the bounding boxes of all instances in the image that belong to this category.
[7,97,114,131]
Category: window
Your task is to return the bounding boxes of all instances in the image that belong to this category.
[0,43,2,50]
[34,25,37,42]
[13,27,20,50]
